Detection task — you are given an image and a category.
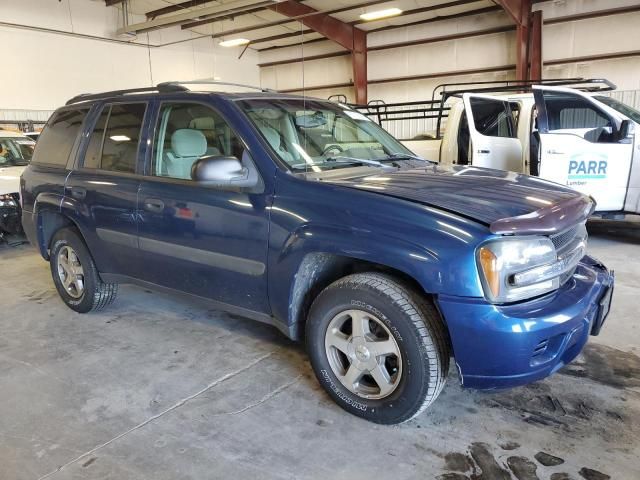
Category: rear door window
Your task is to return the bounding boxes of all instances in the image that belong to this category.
[100,103,147,173]
[33,108,89,166]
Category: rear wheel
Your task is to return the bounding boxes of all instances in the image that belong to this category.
[50,228,118,313]
[306,273,450,424]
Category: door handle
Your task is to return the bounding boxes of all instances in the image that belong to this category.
[477,149,491,154]
[68,186,86,200]
[144,198,165,213]
[547,149,565,155]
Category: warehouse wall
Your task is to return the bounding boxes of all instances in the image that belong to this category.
[259,0,640,104]
[0,0,260,111]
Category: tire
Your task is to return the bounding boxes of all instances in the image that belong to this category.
[306,273,450,424]
[49,227,118,313]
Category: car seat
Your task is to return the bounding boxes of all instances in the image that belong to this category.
[165,129,209,179]
[189,117,225,156]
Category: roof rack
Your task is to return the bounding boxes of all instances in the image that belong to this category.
[65,84,187,105]
[433,77,616,102]
[157,80,276,93]
[65,80,275,105]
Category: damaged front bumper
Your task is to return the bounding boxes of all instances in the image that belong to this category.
[0,193,23,236]
[437,255,614,390]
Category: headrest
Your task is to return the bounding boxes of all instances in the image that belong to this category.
[253,108,283,120]
[189,117,215,130]
[260,125,279,148]
[171,129,207,158]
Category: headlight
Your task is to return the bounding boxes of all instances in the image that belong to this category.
[477,236,559,303]
[0,194,17,208]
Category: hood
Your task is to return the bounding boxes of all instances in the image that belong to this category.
[0,165,25,196]
[326,164,584,228]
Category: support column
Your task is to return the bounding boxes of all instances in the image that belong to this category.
[529,10,543,80]
[353,29,368,104]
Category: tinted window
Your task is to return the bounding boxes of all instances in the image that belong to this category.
[83,106,109,169]
[99,103,146,173]
[469,98,516,138]
[153,103,244,179]
[33,109,88,166]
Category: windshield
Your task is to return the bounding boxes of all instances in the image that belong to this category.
[594,96,640,124]
[0,136,35,167]
[236,98,414,171]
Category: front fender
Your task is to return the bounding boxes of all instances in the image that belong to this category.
[267,172,490,335]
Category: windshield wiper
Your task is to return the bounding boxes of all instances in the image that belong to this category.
[378,153,436,164]
[325,156,385,167]
[290,156,385,169]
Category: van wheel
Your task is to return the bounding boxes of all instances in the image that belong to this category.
[50,228,118,313]
[306,273,450,424]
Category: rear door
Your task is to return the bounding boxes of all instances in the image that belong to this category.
[533,86,634,212]
[462,93,523,172]
[64,101,149,277]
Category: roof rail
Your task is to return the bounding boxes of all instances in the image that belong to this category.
[65,84,187,105]
[157,80,276,93]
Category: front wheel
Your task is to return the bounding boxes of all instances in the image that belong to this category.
[306,273,450,424]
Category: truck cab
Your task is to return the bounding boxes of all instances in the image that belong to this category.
[427,84,639,216]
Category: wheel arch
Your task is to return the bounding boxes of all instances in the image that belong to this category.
[286,252,440,341]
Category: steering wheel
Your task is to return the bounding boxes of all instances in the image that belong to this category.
[322,144,344,156]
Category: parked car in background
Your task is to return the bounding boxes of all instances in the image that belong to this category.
[0,130,34,238]
[21,83,614,424]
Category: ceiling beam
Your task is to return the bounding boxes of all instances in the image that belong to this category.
[105,0,125,6]
[182,0,390,30]
[146,0,222,19]
[117,0,268,35]
[265,1,368,103]
[256,4,501,52]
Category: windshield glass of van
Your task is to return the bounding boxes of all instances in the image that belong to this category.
[0,136,35,167]
[237,98,414,171]
[595,96,640,124]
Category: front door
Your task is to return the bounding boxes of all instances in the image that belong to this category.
[136,100,271,314]
[462,93,523,172]
[533,86,634,212]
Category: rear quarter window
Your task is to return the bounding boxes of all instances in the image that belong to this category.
[32,108,89,167]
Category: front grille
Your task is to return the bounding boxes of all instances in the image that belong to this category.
[549,222,587,285]
[550,225,579,251]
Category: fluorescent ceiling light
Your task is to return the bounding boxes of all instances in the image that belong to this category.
[219,38,251,47]
[359,7,403,21]
[110,135,131,142]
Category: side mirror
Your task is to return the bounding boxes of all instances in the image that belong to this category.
[191,153,259,189]
[615,119,632,142]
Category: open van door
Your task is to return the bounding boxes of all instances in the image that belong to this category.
[533,86,634,212]
[462,93,523,171]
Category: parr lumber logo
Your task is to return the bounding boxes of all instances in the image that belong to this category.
[568,153,608,180]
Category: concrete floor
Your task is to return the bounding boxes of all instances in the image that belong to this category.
[1,220,639,480]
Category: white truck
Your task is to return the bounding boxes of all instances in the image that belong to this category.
[387,82,640,217]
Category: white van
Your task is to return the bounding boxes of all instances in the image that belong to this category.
[390,83,640,216]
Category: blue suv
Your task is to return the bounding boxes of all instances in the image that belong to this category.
[20,82,614,424]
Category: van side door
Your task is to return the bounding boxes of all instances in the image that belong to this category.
[533,86,633,212]
[461,93,523,172]
[135,99,271,315]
